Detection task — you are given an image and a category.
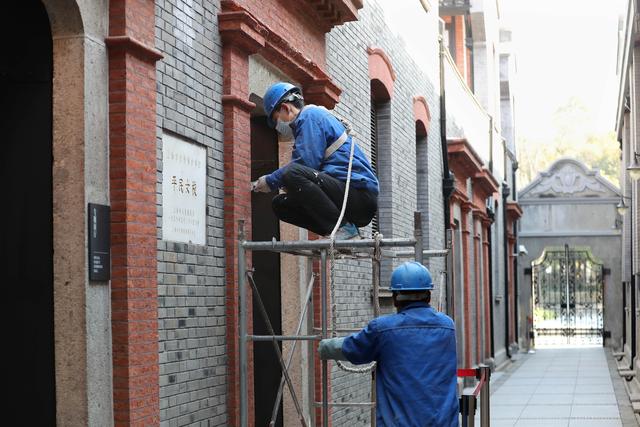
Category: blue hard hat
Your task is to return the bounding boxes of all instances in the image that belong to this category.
[390,261,433,291]
[263,82,301,128]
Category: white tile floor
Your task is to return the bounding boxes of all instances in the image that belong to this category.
[470,347,627,427]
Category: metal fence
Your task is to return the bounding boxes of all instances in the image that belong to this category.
[459,365,492,427]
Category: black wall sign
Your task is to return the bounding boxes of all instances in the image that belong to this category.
[88,203,110,281]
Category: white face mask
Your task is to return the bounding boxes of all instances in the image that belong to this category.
[276,120,294,140]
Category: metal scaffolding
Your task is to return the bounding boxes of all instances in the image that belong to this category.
[237,212,448,426]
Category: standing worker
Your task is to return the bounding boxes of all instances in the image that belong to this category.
[251,82,379,240]
[318,261,459,426]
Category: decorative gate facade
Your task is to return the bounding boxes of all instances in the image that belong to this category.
[532,245,604,346]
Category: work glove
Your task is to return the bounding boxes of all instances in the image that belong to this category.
[251,175,271,193]
[318,337,348,361]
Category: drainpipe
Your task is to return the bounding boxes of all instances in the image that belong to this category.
[487,206,495,358]
[439,22,455,226]
[622,282,627,350]
[502,182,511,358]
[439,20,455,317]
[512,161,519,345]
[632,276,637,371]
[630,189,636,370]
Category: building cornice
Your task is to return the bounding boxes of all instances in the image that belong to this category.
[506,201,523,220]
[105,35,163,63]
[448,138,484,179]
[219,0,342,108]
[304,0,363,30]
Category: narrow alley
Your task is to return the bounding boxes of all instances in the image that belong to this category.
[481,347,637,426]
[2,0,639,425]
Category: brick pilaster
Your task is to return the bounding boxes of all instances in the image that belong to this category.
[461,202,472,368]
[221,43,255,427]
[507,239,516,344]
[482,221,493,360]
[107,0,162,425]
[312,253,333,426]
[472,216,482,364]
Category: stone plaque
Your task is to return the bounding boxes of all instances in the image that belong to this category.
[88,203,110,281]
[162,133,206,245]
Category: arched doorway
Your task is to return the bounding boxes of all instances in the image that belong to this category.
[532,245,604,347]
[1,1,56,422]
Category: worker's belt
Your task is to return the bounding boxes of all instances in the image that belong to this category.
[324,131,348,159]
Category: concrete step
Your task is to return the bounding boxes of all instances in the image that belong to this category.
[632,401,640,414]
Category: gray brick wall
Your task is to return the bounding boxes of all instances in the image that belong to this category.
[326,1,445,424]
[155,0,227,425]
[152,1,450,425]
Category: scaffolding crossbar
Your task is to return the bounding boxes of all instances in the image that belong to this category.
[242,237,417,251]
[248,334,321,341]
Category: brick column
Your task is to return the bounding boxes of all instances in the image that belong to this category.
[482,220,493,360]
[472,214,482,365]
[461,202,472,368]
[106,0,162,425]
[221,43,256,427]
[507,238,516,343]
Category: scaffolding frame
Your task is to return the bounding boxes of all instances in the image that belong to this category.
[237,212,447,426]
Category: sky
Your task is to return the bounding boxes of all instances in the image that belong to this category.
[501,0,627,142]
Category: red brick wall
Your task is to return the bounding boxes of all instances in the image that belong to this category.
[482,225,492,359]
[454,16,466,81]
[473,222,482,364]
[461,206,472,368]
[219,0,342,423]
[448,141,499,367]
[107,0,162,424]
[508,240,516,343]
[221,44,256,427]
[239,0,327,67]
[312,255,332,426]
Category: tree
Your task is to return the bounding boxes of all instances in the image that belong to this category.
[517,98,620,188]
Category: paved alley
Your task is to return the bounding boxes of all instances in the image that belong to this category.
[484,347,638,427]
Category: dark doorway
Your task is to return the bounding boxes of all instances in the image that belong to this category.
[0,1,56,424]
[250,116,283,426]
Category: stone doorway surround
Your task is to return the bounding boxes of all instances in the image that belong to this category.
[41,0,112,424]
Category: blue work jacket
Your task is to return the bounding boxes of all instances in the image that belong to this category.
[342,302,459,427]
[265,105,379,194]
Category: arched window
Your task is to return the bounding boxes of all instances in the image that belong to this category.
[414,96,431,244]
[368,47,395,235]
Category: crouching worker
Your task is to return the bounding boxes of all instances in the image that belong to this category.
[318,262,459,427]
[251,82,379,240]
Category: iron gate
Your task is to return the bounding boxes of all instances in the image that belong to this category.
[532,245,604,346]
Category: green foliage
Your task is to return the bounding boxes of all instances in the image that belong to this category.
[534,307,556,321]
[517,97,620,187]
